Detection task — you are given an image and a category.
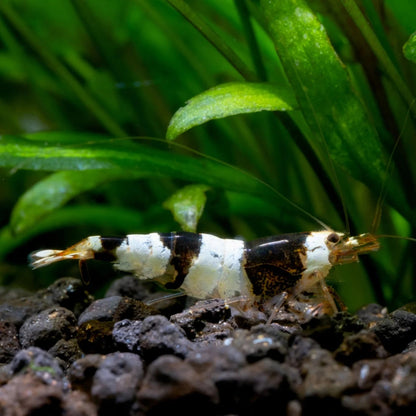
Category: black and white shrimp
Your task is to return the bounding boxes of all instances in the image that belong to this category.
[29,230,379,315]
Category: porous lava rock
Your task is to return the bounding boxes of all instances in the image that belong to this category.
[0,277,416,415]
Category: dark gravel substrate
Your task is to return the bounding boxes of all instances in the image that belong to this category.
[1,275,416,415]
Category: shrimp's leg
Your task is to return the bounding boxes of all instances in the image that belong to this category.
[319,278,338,314]
[265,292,289,324]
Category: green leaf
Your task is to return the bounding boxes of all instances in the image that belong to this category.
[1,133,327,233]
[166,82,297,140]
[1,134,302,229]
[10,170,134,234]
[403,31,416,64]
[0,135,257,191]
[163,184,210,232]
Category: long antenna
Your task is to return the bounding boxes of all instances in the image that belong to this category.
[75,135,334,230]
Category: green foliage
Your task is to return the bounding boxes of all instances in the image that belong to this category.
[403,31,416,63]
[166,82,297,140]
[163,184,210,232]
[0,0,415,310]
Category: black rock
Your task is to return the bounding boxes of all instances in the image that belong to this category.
[355,303,388,325]
[0,278,92,329]
[39,277,94,317]
[114,315,194,362]
[215,358,295,415]
[0,373,65,415]
[78,296,123,326]
[301,312,364,351]
[350,359,385,390]
[187,344,247,375]
[228,324,290,363]
[0,321,20,364]
[137,354,218,415]
[285,335,321,368]
[137,315,194,362]
[19,306,77,350]
[170,298,231,339]
[67,354,105,393]
[334,330,388,366]
[48,338,82,368]
[78,296,156,326]
[297,348,355,399]
[112,319,142,353]
[343,350,416,414]
[10,347,64,385]
[91,352,144,414]
[112,296,158,322]
[371,309,416,353]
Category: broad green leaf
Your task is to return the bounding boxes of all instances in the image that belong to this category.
[260,0,411,224]
[10,170,135,234]
[163,184,210,232]
[0,134,325,232]
[166,82,297,140]
[0,135,258,192]
[0,134,297,222]
[403,32,416,64]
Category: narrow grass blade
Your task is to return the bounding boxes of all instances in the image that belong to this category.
[260,0,411,225]
[0,2,126,137]
[166,0,256,80]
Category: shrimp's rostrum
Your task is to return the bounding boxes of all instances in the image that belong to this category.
[30,231,379,312]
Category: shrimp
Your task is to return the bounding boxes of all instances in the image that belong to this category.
[29,230,379,315]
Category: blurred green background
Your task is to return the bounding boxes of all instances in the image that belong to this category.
[0,0,416,311]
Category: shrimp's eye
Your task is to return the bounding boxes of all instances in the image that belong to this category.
[327,232,340,244]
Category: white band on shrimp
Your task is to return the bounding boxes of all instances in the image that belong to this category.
[115,233,171,278]
[181,234,247,299]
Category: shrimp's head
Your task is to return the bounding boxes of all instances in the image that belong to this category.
[327,232,380,265]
